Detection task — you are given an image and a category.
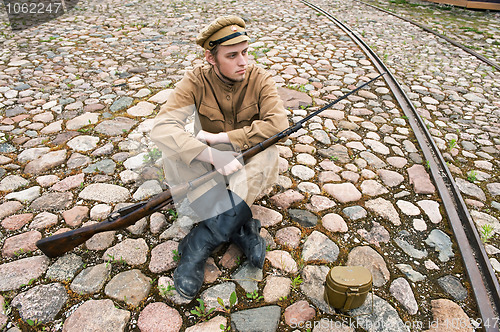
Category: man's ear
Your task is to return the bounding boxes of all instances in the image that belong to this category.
[205,50,216,65]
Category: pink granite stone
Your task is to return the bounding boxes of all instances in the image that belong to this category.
[251,205,283,227]
[63,206,89,227]
[0,201,23,220]
[275,227,302,248]
[323,183,362,203]
[322,213,348,233]
[220,244,243,269]
[284,300,316,326]
[1,213,33,231]
[29,211,58,230]
[423,299,473,332]
[204,257,222,283]
[319,159,342,172]
[378,169,404,187]
[407,164,435,194]
[270,189,305,209]
[185,316,227,332]
[51,173,85,192]
[263,276,291,303]
[62,299,130,332]
[310,195,336,212]
[266,250,298,273]
[149,240,179,273]
[318,171,342,183]
[0,256,50,291]
[2,230,42,257]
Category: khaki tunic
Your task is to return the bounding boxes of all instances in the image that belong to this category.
[151,64,288,209]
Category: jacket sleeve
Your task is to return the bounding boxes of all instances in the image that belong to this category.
[150,70,208,166]
[227,69,289,150]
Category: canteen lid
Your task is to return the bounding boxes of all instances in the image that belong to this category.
[327,266,372,288]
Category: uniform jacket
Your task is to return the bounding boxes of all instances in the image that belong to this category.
[151,63,288,166]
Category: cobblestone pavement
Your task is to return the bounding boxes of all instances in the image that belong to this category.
[0,0,499,331]
[356,0,500,65]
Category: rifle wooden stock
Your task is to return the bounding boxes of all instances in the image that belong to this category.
[36,73,384,258]
[36,187,175,258]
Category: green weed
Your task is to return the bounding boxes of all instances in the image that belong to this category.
[172,249,180,262]
[159,283,176,297]
[448,138,457,151]
[291,275,303,289]
[459,26,484,34]
[168,209,178,220]
[191,298,215,320]
[26,319,40,327]
[246,290,263,302]
[217,291,237,314]
[467,170,477,183]
[143,148,162,164]
[480,224,494,243]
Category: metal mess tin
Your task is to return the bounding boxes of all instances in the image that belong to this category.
[324,266,373,311]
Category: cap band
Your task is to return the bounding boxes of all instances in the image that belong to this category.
[208,31,248,48]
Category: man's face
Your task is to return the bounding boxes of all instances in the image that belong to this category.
[206,41,248,84]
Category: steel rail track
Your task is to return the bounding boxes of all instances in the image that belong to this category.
[301,1,500,330]
[353,0,500,72]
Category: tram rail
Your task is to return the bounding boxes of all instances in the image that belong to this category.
[353,0,500,72]
[301,1,500,330]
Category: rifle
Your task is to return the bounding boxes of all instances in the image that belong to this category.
[36,72,385,258]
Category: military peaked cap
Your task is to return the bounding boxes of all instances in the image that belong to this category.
[196,15,250,50]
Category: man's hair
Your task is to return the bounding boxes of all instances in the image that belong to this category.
[209,45,220,64]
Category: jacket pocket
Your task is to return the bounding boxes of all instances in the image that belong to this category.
[236,103,259,125]
[198,103,224,122]
[197,103,224,132]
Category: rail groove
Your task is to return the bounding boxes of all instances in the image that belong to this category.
[301,1,500,330]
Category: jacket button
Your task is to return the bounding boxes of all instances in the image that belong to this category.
[226,95,230,100]
[228,120,233,125]
[243,144,249,149]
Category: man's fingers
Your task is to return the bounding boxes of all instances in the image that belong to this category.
[211,149,243,175]
[217,159,243,176]
[195,130,207,143]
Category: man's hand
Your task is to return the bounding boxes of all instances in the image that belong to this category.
[211,149,243,176]
[195,130,230,145]
[195,147,243,176]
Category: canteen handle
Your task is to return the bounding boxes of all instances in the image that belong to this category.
[343,287,359,311]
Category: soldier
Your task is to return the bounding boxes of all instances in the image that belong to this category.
[151,15,288,300]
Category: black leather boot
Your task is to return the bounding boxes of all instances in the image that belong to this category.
[173,187,251,300]
[230,218,266,269]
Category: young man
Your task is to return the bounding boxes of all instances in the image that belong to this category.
[151,15,288,300]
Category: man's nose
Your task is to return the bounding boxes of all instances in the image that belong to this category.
[237,54,247,66]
